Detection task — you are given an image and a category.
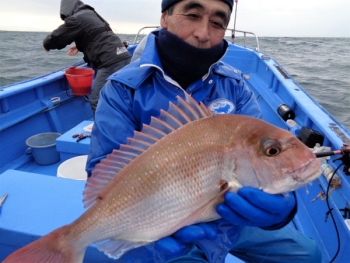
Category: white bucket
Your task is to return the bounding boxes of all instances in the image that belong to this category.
[57,155,88,180]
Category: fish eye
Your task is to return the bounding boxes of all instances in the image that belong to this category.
[261,138,282,157]
[265,147,280,156]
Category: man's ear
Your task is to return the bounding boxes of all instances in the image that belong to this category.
[160,12,168,29]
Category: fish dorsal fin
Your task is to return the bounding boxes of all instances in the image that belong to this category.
[83,93,213,208]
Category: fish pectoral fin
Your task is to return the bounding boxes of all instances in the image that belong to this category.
[227,177,242,193]
[95,238,149,259]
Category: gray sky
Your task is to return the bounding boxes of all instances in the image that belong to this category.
[0,0,349,37]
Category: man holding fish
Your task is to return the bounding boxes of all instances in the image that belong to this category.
[3,0,322,262]
[86,0,322,262]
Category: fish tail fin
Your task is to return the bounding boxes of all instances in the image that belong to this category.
[3,225,85,263]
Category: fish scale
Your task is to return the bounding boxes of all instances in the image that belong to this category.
[3,94,321,263]
[93,134,229,241]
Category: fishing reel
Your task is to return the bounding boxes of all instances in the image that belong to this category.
[333,145,350,175]
[296,125,350,175]
[315,144,350,175]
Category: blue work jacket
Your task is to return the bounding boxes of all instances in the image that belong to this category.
[86,32,263,262]
[87,32,262,175]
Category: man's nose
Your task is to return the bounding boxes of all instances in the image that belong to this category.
[194,20,210,43]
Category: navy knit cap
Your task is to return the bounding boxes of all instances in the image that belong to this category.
[161,0,233,12]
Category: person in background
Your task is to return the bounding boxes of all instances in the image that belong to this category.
[86,0,322,262]
[43,0,131,116]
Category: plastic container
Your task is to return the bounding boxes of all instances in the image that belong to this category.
[57,155,88,180]
[26,133,61,165]
[320,158,341,186]
[64,66,94,96]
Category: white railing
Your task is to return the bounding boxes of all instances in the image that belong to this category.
[132,26,260,52]
[227,28,260,52]
[132,26,160,44]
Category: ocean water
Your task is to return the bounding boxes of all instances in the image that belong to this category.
[257,37,350,131]
[0,31,349,129]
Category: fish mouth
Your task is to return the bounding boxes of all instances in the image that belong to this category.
[291,158,322,184]
[263,158,322,194]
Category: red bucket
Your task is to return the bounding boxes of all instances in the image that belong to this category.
[64,66,94,96]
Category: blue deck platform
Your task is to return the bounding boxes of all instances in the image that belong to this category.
[0,170,115,262]
[56,120,93,161]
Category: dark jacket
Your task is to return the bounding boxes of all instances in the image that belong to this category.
[43,4,130,69]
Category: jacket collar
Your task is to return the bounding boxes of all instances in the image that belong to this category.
[139,31,239,81]
[139,32,163,70]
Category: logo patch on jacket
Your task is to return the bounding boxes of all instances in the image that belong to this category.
[208,99,235,114]
[116,47,128,55]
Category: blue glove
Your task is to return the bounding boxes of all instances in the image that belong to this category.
[216,187,296,228]
[155,223,217,257]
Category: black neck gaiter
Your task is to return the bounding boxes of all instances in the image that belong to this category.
[156,29,226,89]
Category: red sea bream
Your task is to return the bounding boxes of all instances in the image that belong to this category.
[4,94,321,262]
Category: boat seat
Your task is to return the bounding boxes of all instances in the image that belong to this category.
[56,120,93,161]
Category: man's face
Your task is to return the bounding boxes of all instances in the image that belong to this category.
[160,0,231,48]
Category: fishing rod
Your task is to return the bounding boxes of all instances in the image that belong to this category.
[232,0,238,43]
[315,144,350,175]
[325,163,342,263]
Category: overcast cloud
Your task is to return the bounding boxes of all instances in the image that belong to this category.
[0,0,349,37]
